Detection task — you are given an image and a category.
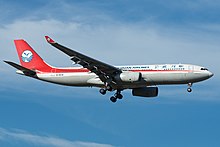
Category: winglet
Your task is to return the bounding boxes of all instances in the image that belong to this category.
[45,36,55,44]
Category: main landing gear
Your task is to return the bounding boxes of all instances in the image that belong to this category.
[99,85,123,103]
[99,84,113,95]
[187,83,193,92]
[99,88,106,95]
[110,90,123,103]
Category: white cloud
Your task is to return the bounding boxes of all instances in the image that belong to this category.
[1,19,219,70]
[0,19,219,98]
[0,128,114,147]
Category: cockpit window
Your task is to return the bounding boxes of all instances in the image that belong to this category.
[201,68,208,71]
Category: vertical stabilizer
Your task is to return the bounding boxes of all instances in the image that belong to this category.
[14,40,52,72]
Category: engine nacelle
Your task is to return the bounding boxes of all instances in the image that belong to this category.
[115,72,142,82]
[132,87,159,97]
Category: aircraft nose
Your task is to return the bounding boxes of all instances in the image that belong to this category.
[209,71,214,78]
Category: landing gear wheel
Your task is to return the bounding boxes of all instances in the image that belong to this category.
[110,96,117,103]
[99,88,106,95]
[187,88,192,93]
[187,83,193,93]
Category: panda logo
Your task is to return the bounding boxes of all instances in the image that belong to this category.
[21,50,33,62]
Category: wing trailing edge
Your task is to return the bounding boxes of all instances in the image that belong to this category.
[44,36,121,86]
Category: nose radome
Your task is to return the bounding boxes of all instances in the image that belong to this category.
[209,71,214,77]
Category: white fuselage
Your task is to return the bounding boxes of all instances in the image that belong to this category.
[32,64,213,89]
[7,37,213,101]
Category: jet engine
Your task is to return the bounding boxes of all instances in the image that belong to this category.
[115,72,142,82]
[132,87,158,97]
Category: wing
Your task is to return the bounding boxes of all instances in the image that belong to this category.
[4,61,36,77]
[45,36,121,84]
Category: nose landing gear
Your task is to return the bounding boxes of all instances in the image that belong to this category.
[187,83,193,92]
[187,88,192,92]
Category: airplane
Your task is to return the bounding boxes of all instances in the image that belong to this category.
[4,36,214,103]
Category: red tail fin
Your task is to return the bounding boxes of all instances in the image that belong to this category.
[14,40,52,72]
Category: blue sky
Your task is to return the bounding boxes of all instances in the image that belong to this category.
[0,0,220,146]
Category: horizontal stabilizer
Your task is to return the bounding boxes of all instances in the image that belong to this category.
[4,60,36,77]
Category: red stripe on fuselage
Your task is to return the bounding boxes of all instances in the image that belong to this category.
[130,70,190,72]
[37,68,191,74]
[36,68,89,73]
[54,68,89,73]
